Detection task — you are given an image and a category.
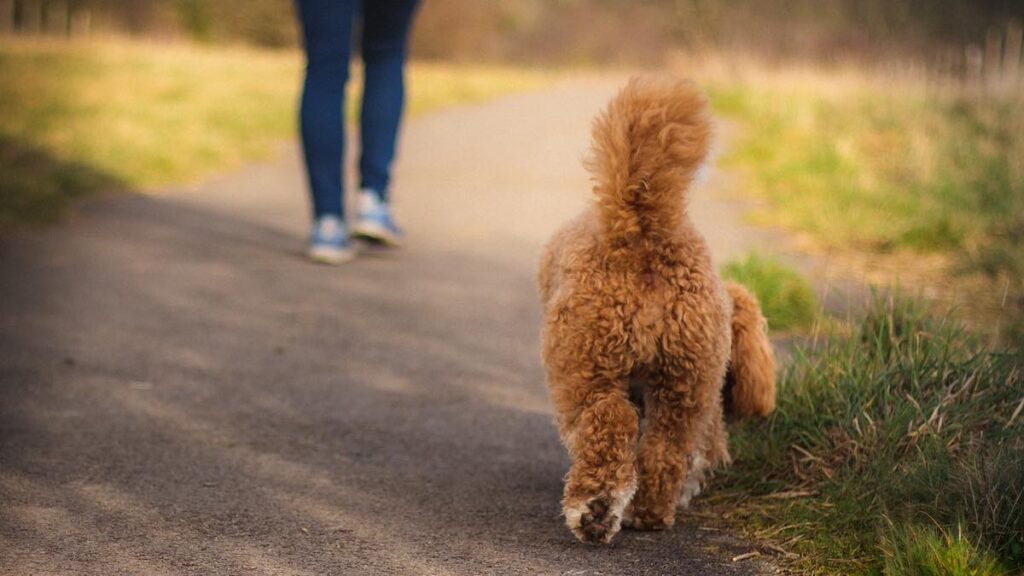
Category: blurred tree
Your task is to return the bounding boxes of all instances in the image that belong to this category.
[10,0,1024,64]
[1,0,13,33]
[177,0,210,42]
[411,0,505,60]
[214,0,296,48]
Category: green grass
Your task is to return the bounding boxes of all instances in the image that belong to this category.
[721,252,818,332]
[0,38,553,226]
[704,72,1024,343]
[880,524,1011,576]
[715,293,1024,574]
[707,81,1023,258]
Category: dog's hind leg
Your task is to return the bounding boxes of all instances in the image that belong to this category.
[548,371,638,544]
[681,394,730,509]
[624,368,720,531]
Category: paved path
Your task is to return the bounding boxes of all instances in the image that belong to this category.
[0,79,777,575]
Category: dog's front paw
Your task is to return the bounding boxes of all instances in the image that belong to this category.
[565,497,621,544]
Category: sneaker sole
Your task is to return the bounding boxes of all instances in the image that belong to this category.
[352,222,402,247]
[308,245,356,265]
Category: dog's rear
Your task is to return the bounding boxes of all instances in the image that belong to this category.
[543,76,776,418]
[539,77,774,545]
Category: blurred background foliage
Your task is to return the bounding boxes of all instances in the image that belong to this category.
[3,0,1023,64]
[2,0,1021,344]
[5,4,1016,394]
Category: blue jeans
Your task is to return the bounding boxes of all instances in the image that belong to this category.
[296,0,420,218]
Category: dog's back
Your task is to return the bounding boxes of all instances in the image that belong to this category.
[539,77,727,374]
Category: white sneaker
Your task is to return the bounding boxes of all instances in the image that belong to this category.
[308,215,355,265]
[352,189,404,247]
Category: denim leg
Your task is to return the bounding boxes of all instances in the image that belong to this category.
[359,0,420,201]
[296,0,356,218]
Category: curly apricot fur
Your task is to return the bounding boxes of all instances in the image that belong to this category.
[538,77,775,545]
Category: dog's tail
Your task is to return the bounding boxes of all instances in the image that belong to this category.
[587,77,712,244]
[724,282,776,418]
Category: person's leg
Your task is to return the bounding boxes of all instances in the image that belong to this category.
[358,0,420,201]
[296,0,356,219]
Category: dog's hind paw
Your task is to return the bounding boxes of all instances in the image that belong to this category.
[620,502,673,531]
[566,497,620,544]
[621,513,671,531]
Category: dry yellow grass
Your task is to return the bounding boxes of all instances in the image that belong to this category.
[670,51,1023,343]
[0,37,554,224]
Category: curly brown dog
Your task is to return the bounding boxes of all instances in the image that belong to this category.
[538,77,776,545]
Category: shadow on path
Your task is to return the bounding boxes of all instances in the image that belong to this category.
[0,136,129,228]
[1,187,768,574]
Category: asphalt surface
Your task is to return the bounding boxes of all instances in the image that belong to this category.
[1,79,777,575]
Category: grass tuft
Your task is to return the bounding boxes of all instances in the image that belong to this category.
[718,292,1024,574]
[721,252,818,332]
[880,524,1010,576]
